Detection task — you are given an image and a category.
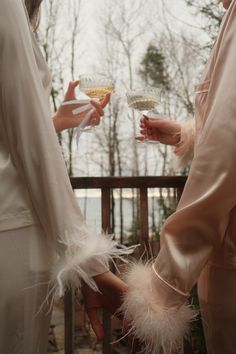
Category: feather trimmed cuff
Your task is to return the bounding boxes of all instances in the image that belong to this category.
[173,119,195,169]
[51,225,135,297]
[121,263,197,354]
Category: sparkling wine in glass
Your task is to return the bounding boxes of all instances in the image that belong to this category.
[79,74,114,101]
[78,74,115,132]
[127,87,162,142]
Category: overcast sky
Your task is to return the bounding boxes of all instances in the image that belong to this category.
[74,0,221,74]
[41,0,224,75]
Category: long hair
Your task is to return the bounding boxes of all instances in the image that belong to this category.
[25,0,43,29]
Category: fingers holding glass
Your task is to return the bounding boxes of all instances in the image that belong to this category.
[78,74,114,134]
[126,87,165,143]
[90,99,105,117]
[138,114,182,145]
[88,111,101,127]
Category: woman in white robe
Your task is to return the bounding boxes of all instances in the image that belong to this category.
[0,0,129,353]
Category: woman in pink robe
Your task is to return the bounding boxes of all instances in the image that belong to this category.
[122,1,236,353]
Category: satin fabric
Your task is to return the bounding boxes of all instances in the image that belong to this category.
[0,0,107,275]
[152,1,236,353]
[0,1,109,352]
[0,0,88,253]
[0,0,51,232]
[0,225,53,354]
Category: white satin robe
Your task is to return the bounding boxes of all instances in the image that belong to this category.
[0,1,123,353]
[152,1,236,353]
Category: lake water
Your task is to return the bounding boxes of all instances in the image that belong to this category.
[76,189,176,242]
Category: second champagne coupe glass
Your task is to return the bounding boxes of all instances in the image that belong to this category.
[127,87,162,142]
[78,74,115,132]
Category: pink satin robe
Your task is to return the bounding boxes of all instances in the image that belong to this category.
[152,2,236,353]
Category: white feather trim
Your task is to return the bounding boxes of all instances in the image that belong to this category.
[51,224,135,297]
[173,119,195,169]
[121,263,197,354]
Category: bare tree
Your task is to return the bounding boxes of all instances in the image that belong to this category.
[39,0,85,175]
[66,0,83,176]
[92,0,150,240]
[38,0,64,145]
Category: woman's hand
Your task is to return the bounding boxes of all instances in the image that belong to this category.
[82,271,128,342]
[53,81,111,133]
[137,115,181,145]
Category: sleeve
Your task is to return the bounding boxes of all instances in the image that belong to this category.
[0,0,131,297]
[122,5,236,353]
[173,118,195,168]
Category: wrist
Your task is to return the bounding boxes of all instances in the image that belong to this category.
[121,262,196,354]
[53,113,64,133]
[151,263,188,309]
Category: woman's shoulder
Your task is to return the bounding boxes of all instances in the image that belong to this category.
[0,0,30,33]
[0,0,32,56]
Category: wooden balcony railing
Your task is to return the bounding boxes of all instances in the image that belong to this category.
[64,176,188,354]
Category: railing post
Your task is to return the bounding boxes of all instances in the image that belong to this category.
[101,188,112,354]
[102,187,111,233]
[140,187,150,257]
[64,287,75,354]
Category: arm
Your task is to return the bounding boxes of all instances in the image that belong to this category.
[52,81,111,134]
[0,0,130,296]
[123,4,236,353]
[139,116,195,168]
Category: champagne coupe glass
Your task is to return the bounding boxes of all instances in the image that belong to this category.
[127,87,162,142]
[78,74,115,132]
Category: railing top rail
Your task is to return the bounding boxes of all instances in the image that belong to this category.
[70,176,187,189]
